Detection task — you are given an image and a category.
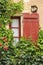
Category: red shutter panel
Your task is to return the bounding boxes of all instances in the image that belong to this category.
[23,13,39,41]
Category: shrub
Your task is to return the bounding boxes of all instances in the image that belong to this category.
[0,25,16,65]
[37,30,43,55]
[0,0,23,64]
[14,37,43,65]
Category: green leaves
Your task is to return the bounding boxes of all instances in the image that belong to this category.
[0,0,23,24]
[0,0,43,64]
[13,37,43,65]
[0,0,23,65]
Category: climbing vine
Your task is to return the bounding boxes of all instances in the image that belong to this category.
[0,0,23,24]
[0,0,23,65]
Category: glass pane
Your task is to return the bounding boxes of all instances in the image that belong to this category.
[13,38,19,45]
[14,38,19,42]
[12,29,19,37]
[11,19,19,27]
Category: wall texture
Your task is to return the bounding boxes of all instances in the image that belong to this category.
[13,0,43,29]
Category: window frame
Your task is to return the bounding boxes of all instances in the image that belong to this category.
[9,16,21,42]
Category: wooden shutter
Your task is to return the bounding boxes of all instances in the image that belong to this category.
[23,13,39,41]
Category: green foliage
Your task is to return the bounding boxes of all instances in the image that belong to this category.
[0,35,43,65]
[0,0,43,65]
[0,46,15,65]
[11,0,24,13]
[0,0,23,24]
[0,25,15,65]
[37,30,43,55]
[0,25,13,44]
[13,37,43,65]
[38,30,43,44]
[0,0,23,65]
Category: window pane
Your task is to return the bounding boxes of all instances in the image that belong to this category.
[11,19,19,27]
[12,29,19,37]
[14,38,19,42]
[13,38,19,45]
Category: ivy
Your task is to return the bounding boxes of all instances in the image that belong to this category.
[0,0,23,24]
[0,0,23,65]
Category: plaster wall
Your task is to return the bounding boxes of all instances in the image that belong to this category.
[13,0,43,29]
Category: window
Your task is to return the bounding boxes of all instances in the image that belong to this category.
[10,17,21,44]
